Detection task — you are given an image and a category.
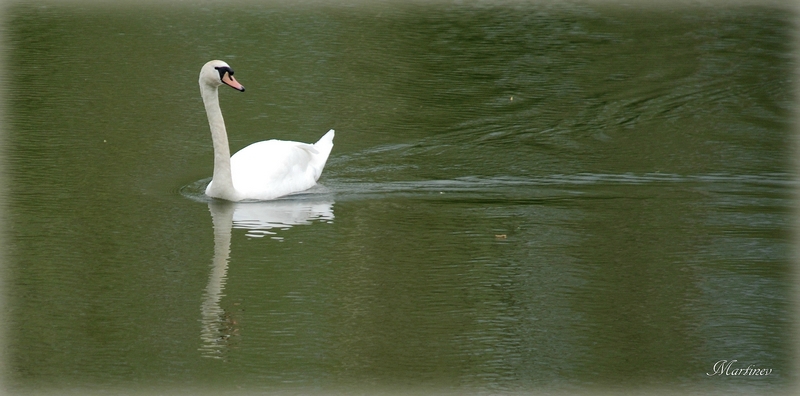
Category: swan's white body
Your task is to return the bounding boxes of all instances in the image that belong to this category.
[199,60,334,201]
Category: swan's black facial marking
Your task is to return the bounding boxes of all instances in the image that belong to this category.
[214,64,244,92]
[214,66,234,81]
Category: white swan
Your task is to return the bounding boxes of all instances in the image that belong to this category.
[199,60,334,201]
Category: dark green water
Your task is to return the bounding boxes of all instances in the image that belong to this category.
[4,1,796,395]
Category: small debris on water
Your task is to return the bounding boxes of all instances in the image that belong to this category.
[495,234,507,239]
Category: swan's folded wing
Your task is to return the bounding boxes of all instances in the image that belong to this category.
[296,143,319,155]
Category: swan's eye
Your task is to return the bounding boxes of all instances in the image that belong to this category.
[214,66,234,80]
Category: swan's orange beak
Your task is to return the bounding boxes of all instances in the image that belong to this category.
[222,73,245,92]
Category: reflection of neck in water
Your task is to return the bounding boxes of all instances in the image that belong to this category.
[199,197,335,359]
[199,200,235,359]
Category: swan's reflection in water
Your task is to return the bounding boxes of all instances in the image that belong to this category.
[199,196,334,359]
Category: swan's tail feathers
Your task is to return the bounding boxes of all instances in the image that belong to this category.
[315,129,335,150]
[310,129,335,181]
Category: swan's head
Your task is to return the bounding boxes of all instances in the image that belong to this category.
[200,60,245,92]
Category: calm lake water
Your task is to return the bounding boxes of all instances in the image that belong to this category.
[4,1,797,395]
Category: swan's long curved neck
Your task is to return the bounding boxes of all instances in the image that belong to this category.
[200,83,237,198]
